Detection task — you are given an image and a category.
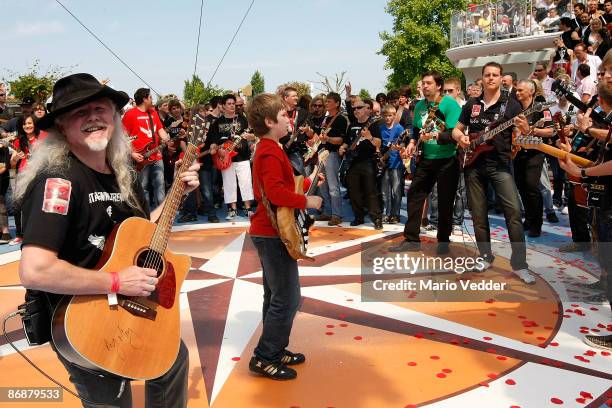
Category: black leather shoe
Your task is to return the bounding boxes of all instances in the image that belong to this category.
[374,219,383,230]
[528,229,541,238]
[389,240,421,252]
[177,214,197,223]
[436,242,450,255]
[208,215,220,223]
[281,350,305,365]
[350,218,365,226]
[546,212,559,223]
[249,357,297,380]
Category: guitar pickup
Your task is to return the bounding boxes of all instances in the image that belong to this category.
[119,299,157,320]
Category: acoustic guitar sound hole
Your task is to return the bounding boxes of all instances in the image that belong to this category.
[136,249,164,277]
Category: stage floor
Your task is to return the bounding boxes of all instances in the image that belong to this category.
[0,212,611,407]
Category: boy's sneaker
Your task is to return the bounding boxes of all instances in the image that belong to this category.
[583,334,612,351]
[8,237,22,246]
[472,260,491,272]
[513,269,536,284]
[226,209,237,220]
[249,357,297,380]
[280,350,306,365]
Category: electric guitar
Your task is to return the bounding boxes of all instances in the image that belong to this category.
[458,101,554,168]
[377,128,409,177]
[52,114,205,380]
[212,134,244,170]
[134,134,181,172]
[339,116,380,187]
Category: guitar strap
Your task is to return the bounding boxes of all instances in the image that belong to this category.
[422,95,443,132]
[595,126,612,165]
[146,110,159,148]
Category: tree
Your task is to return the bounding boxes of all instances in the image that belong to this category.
[3,60,71,102]
[359,89,372,99]
[379,0,466,89]
[312,71,347,95]
[250,70,265,96]
[277,81,311,97]
[183,74,224,106]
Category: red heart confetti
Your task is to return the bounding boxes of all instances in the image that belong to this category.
[326,324,335,328]
[436,373,446,378]
[505,379,516,385]
[325,332,334,335]
[602,351,610,356]
[550,397,563,404]
[430,355,440,360]
[579,391,593,399]
[584,350,596,356]
[479,382,489,387]
[575,397,586,404]
[442,368,452,373]
[231,357,240,361]
[497,356,508,361]
[483,336,493,341]
[354,336,362,341]
[407,362,417,366]
[487,373,498,379]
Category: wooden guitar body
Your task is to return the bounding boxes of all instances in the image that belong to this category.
[276,176,313,261]
[52,217,191,380]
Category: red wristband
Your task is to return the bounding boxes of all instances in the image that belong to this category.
[110,272,120,293]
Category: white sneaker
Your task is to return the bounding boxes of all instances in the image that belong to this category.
[513,269,536,284]
[453,225,463,234]
[561,206,569,215]
[226,209,237,220]
[472,260,491,272]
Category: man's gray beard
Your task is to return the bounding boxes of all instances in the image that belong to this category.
[86,138,109,152]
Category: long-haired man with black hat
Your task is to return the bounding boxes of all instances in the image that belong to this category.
[16,73,200,407]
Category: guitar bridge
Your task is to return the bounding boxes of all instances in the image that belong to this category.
[119,299,157,320]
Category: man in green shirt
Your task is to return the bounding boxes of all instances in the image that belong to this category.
[390,71,462,254]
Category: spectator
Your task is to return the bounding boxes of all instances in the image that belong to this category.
[571,43,602,82]
[478,9,493,39]
[541,7,561,31]
[549,36,574,76]
[575,63,597,102]
[533,61,556,100]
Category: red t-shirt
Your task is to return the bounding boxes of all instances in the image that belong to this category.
[13,131,47,173]
[122,107,164,161]
[249,138,310,237]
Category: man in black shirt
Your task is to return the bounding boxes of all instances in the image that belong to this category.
[339,98,383,229]
[278,87,309,175]
[208,94,256,219]
[17,73,200,406]
[453,62,535,284]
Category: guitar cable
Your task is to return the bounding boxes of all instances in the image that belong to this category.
[2,310,125,406]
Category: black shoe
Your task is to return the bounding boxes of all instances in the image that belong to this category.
[280,350,305,365]
[328,215,342,226]
[382,215,390,223]
[528,229,541,238]
[374,219,383,230]
[208,215,220,223]
[249,357,297,380]
[350,218,365,226]
[583,334,612,351]
[436,242,450,255]
[389,240,421,252]
[315,214,332,221]
[177,214,197,223]
[197,207,206,216]
[546,212,559,223]
[389,216,400,224]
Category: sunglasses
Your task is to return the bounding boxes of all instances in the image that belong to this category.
[236,104,244,107]
[312,104,324,108]
[353,105,366,110]
[443,89,455,93]
[534,69,544,72]
[598,72,605,76]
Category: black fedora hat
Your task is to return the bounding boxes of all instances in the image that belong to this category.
[38,73,129,130]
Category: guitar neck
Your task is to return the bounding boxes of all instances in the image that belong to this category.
[306,163,324,196]
[150,143,197,253]
[515,137,594,167]
[480,104,541,143]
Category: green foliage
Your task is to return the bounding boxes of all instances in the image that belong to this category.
[277,81,311,97]
[183,75,224,106]
[250,70,265,96]
[379,0,466,89]
[3,60,71,102]
[358,88,372,99]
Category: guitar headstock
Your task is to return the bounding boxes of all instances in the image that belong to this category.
[514,135,544,148]
[551,79,573,99]
[317,149,330,165]
[186,114,206,145]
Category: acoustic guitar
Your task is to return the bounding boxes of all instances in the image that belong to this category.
[276,150,329,261]
[51,114,206,380]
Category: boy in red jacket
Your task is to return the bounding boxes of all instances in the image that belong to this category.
[247,94,322,380]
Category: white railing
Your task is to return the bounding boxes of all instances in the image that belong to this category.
[449,0,574,48]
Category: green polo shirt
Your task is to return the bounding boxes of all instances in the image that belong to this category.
[413,95,462,159]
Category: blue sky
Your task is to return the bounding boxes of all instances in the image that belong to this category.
[2,0,394,99]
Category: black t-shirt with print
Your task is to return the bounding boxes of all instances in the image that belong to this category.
[458,94,523,167]
[344,117,382,164]
[21,155,149,308]
[279,107,309,154]
[515,95,554,159]
[207,115,251,162]
[321,114,349,153]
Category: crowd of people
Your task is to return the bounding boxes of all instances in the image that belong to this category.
[455,0,612,45]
